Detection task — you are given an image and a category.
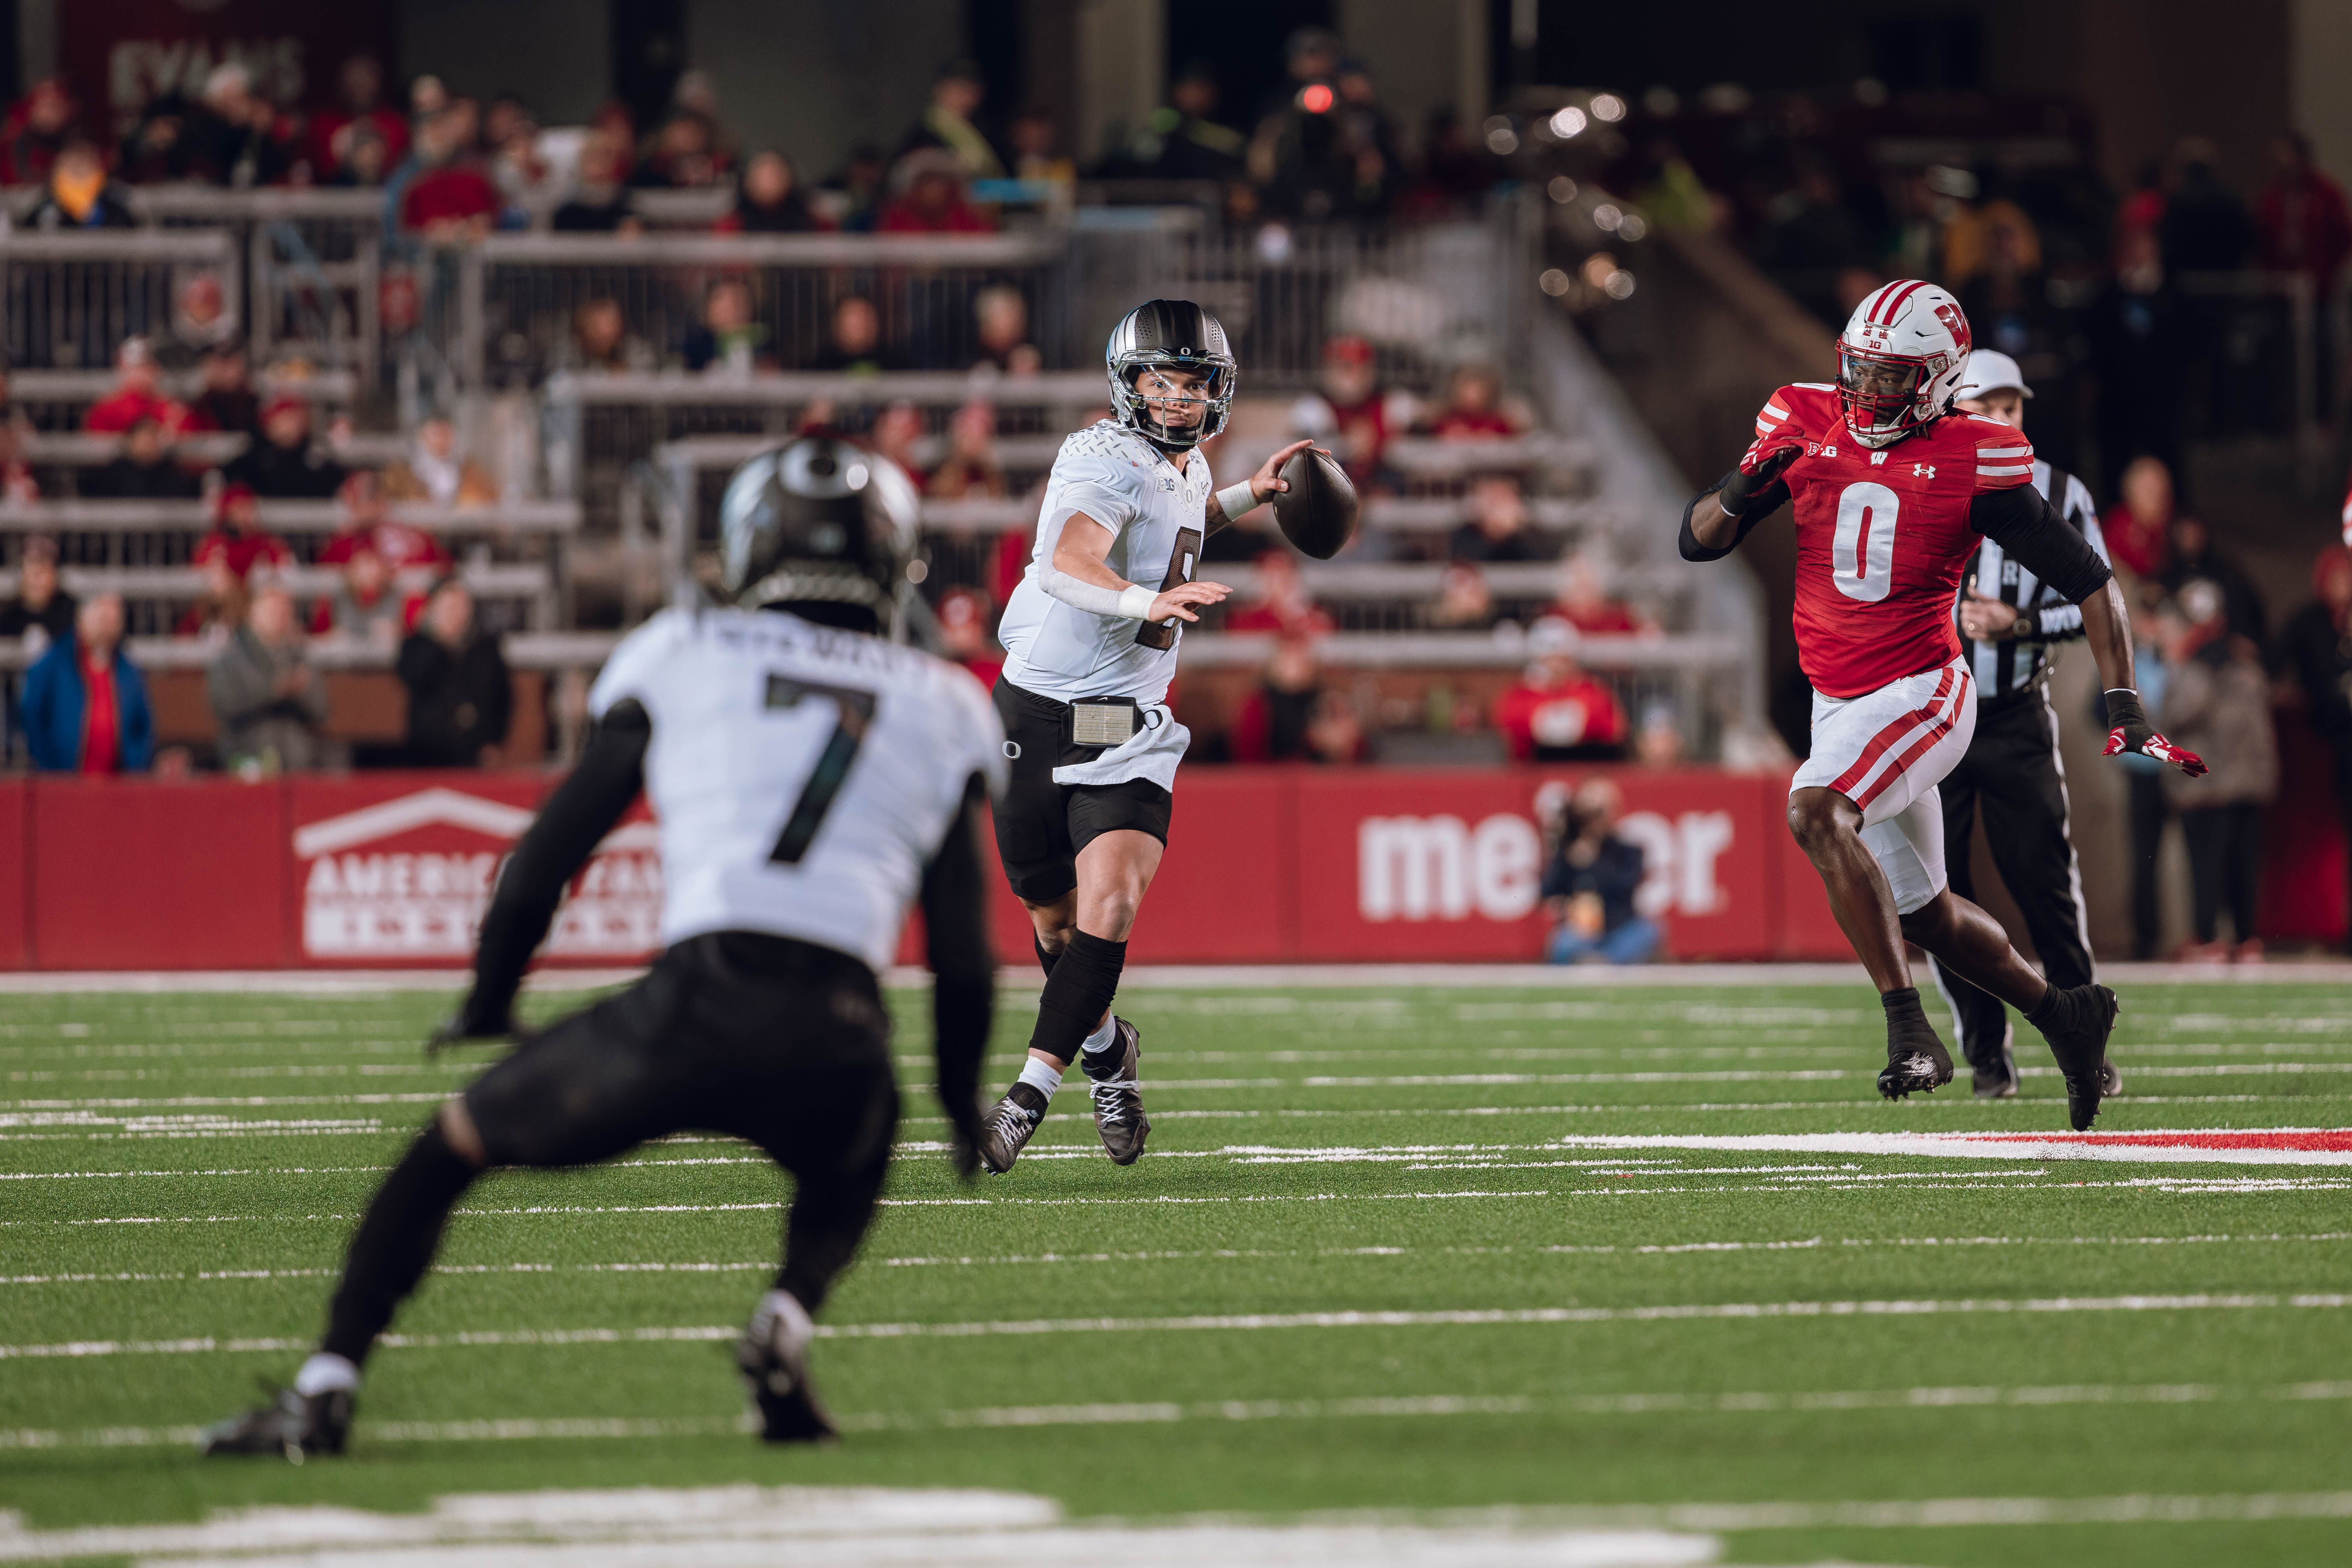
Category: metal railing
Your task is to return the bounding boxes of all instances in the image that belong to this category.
[0,230,241,373]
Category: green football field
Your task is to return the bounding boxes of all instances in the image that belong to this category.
[4,973,2351,1566]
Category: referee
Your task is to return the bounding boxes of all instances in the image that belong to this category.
[1929,349,2120,1099]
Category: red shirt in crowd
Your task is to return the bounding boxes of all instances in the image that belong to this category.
[308,108,409,179]
[85,389,188,435]
[1547,600,1647,636]
[2100,503,2171,580]
[1429,408,1517,440]
[402,165,500,231]
[877,194,994,234]
[1494,674,1626,761]
[194,527,292,580]
[81,655,118,774]
[319,521,450,571]
[2256,168,2352,286]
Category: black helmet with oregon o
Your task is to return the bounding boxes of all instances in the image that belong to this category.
[1105,298,1236,452]
[717,436,922,633]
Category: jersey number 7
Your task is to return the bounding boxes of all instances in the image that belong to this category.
[764,674,878,863]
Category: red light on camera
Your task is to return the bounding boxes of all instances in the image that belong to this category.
[1301,84,1334,114]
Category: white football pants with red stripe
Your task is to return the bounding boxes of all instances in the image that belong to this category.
[1790,655,1977,915]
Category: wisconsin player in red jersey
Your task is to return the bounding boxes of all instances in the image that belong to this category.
[1681,279,2207,1127]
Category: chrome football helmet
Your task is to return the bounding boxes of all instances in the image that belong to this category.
[718,436,922,630]
[1105,298,1236,452]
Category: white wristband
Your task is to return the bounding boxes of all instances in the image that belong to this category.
[1215,481,1260,521]
[1115,583,1160,620]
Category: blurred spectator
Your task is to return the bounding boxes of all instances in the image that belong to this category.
[926,400,1008,499]
[1941,177,2042,290]
[1634,705,1687,769]
[1541,777,1659,965]
[177,556,248,646]
[185,343,260,435]
[120,92,197,184]
[572,297,638,371]
[397,580,512,767]
[2117,160,2167,245]
[187,62,294,187]
[400,109,499,239]
[810,295,905,373]
[325,118,392,188]
[2100,458,2179,583]
[722,150,817,233]
[1633,137,1713,233]
[2162,513,2267,650]
[227,397,347,499]
[633,109,726,189]
[971,286,1040,374]
[1258,53,1395,222]
[1427,559,1494,630]
[2158,584,2277,960]
[1225,550,1333,636]
[1231,634,1332,762]
[486,102,554,225]
[208,581,331,772]
[820,143,891,233]
[1304,688,1365,763]
[84,340,187,436]
[308,56,408,181]
[22,593,150,774]
[867,400,926,480]
[1291,336,1400,486]
[2160,140,2254,273]
[879,150,995,234]
[671,72,741,169]
[84,414,199,500]
[195,484,292,581]
[2118,579,2174,958]
[1957,221,2061,388]
[0,424,33,505]
[311,543,406,649]
[1397,107,1499,223]
[320,471,450,573]
[1427,363,1522,441]
[1759,154,1867,313]
[1133,64,1246,181]
[160,273,238,371]
[1,537,77,652]
[1449,475,1548,564]
[0,78,79,187]
[2282,546,2352,951]
[383,417,498,508]
[1547,554,1654,635]
[26,138,135,229]
[682,279,768,374]
[1497,622,1626,761]
[2256,132,2352,288]
[898,61,1003,182]
[934,588,1002,688]
[552,126,640,233]
[1006,109,1074,191]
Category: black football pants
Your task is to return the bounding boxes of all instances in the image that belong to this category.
[1927,693,2098,1065]
[321,933,897,1367]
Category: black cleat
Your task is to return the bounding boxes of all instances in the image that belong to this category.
[1969,1024,2019,1099]
[2037,983,2121,1131]
[1082,1017,1150,1166]
[1878,1032,1954,1099]
[736,1299,835,1444]
[977,1081,1047,1174]
[198,1387,351,1462]
[2102,1057,2124,1098]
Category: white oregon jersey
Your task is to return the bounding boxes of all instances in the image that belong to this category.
[998,420,1211,704]
[588,607,1006,972]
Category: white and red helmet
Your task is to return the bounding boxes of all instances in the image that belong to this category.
[1836,280,1973,448]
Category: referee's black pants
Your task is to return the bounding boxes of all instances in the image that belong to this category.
[1927,692,2098,1064]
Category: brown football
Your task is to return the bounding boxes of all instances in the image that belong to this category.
[1271,447,1360,560]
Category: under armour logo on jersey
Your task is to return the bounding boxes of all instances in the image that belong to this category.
[1913,463,1935,477]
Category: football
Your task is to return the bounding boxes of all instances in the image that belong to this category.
[1272,446,1359,559]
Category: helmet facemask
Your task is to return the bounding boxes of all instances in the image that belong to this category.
[1110,354,1234,451]
[1838,344,1942,449]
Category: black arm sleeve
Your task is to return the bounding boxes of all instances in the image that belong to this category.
[1969,484,2114,605]
[1679,470,1788,562]
[465,700,651,1029]
[919,772,997,1149]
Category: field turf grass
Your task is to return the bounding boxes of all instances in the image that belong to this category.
[3,976,2351,1565]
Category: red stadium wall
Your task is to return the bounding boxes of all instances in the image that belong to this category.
[13,762,2336,969]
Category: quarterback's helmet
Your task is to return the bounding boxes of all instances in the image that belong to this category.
[1105,298,1236,451]
[1836,280,1973,448]
[717,436,921,625]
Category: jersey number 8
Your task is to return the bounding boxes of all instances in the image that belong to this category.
[1831,481,1900,603]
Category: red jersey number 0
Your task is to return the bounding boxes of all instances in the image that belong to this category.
[1831,481,1900,603]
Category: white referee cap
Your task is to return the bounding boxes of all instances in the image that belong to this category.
[1955,348,2032,399]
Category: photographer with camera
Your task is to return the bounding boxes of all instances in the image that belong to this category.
[1539,777,1659,965]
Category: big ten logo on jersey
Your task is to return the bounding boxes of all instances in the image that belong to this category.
[1356,806,1734,923]
[1134,526,1203,650]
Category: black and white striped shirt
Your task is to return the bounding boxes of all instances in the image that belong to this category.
[1958,459,2108,703]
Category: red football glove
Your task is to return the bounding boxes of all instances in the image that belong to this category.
[2102,689,2207,777]
[1720,439,1803,516]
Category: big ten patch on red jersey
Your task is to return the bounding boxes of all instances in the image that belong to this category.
[1749,385,2033,700]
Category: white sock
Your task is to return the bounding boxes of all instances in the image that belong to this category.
[1079,1015,1118,1056]
[293,1351,359,1396]
[1016,1056,1064,1100]
[752,1288,814,1357]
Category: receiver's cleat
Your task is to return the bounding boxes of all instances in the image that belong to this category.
[1877,1034,1954,1100]
[2039,983,2121,1131]
[1083,1017,1150,1166]
[198,1387,350,1462]
[736,1302,836,1444]
[977,1081,1048,1175]
[1970,1025,2019,1099]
